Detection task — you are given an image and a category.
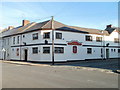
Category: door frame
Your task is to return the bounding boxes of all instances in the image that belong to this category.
[106,49,109,59]
[24,49,28,61]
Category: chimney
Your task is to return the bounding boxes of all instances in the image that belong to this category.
[8,26,14,30]
[22,20,30,26]
[106,24,112,28]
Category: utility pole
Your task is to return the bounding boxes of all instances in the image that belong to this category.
[51,16,54,65]
[101,30,104,60]
[101,30,105,60]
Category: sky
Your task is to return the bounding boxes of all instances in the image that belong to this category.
[0,2,118,30]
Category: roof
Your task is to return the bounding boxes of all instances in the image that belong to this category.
[2,22,35,37]
[68,26,109,35]
[1,19,116,37]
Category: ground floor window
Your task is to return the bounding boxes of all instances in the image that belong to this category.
[118,49,120,53]
[114,49,116,52]
[55,47,64,53]
[43,47,50,54]
[32,47,38,54]
[111,49,113,52]
[87,48,92,54]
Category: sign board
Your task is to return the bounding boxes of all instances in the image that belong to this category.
[67,40,82,45]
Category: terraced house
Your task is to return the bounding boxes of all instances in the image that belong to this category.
[0,19,120,62]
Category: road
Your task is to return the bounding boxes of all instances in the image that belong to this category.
[55,59,119,71]
[2,62,118,88]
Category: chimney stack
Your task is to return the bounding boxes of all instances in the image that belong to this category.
[106,24,112,28]
[22,20,30,26]
[8,26,14,30]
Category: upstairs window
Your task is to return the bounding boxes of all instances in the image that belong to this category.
[33,33,38,40]
[4,39,6,45]
[8,38,9,45]
[43,32,50,39]
[96,37,102,42]
[17,36,20,44]
[86,35,92,41]
[56,32,62,39]
[43,47,50,54]
[23,35,25,38]
[13,37,15,44]
[114,38,119,43]
[87,48,92,54]
[55,47,64,53]
[32,47,38,54]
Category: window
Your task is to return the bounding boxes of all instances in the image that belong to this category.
[114,49,116,52]
[43,47,50,54]
[96,37,102,42]
[86,35,92,41]
[111,49,113,52]
[8,38,9,45]
[55,47,64,53]
[23,35,25,38]
[101,48,103,53]
[32,47,38,54]
[56,32,62,39]
[12,48,14,51]
[13,37,15,44]
[87,48,92,54]
[114,38,119,43]
[4,39,6,45]
[17,36,19,44]
[33,33,38,40]
[118,49,120,53]
[43,32,50,39]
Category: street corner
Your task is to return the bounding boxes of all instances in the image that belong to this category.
[2,60,51,67]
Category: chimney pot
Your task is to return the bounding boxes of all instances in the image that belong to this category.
[107,24,112,28]
[22,20,30,26]
[8,26,14,30]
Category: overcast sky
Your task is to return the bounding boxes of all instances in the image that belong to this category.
[0,2,118,30]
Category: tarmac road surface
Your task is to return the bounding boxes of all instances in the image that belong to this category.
[1,62,118,88]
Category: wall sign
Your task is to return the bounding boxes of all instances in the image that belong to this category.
[67,41,82,45]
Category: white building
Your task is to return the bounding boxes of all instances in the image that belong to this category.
[0,19,120,62]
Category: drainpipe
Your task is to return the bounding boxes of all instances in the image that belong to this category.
[20,34,22,61]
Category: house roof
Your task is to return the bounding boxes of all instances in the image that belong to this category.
[1,19,116,37]
[2,22,35,37]
[68,26,109,35]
